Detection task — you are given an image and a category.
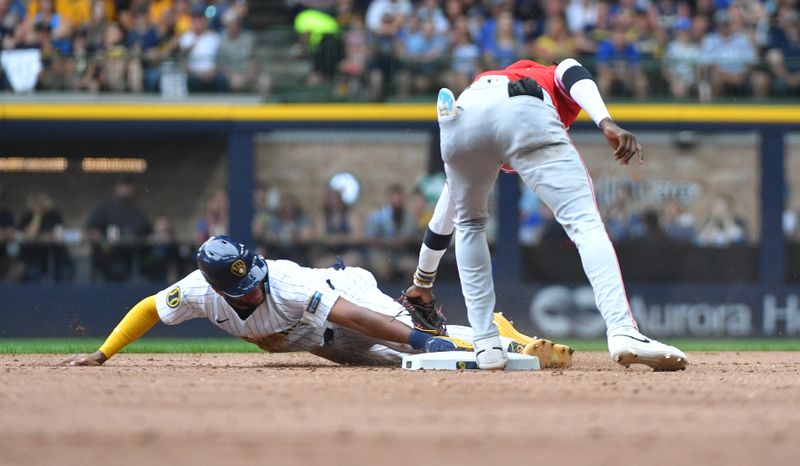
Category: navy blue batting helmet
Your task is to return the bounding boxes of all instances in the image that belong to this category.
[197,235,267,297]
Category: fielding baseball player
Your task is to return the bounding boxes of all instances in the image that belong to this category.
[397,58,687,371]
[62,235,572,368]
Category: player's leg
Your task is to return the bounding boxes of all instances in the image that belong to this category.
[431,85,510,369]
[446,167,508,368]
[410,181,456,297]
[311,326,409,366]
[510,139,686,370]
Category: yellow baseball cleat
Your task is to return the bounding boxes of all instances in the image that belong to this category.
[522,339,574,369]
[496,313,574,368]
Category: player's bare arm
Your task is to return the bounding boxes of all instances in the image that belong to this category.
[327,297,462,351]
[599,118,644,166]
[328,298,413,344]
[61,295,161,366]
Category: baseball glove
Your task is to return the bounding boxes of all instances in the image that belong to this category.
[395,291,447,336]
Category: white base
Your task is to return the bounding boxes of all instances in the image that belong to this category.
[401,351,540,371]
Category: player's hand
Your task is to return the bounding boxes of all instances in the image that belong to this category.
[61,351,108,366]
[599,118,643,166]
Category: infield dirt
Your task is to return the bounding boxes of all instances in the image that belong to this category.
[1,352,799,466]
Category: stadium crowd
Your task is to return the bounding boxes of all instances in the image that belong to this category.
[297,0,800,100]
[2,175,799,284]
[0,0,799,100]
[0,0,263,93]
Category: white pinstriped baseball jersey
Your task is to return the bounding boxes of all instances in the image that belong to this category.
[155,259,419,364]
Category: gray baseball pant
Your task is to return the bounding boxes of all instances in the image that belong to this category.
[439,75,637,340]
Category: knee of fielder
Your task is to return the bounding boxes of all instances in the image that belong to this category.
[454,217,489,233]
[560,213,608,249]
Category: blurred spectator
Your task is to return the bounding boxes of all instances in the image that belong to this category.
[365,183,416,241]
[125,6,160,93]
[481,10,524,69]
[602,184,644,242]
[312,187,362,268]
[142,213,182,282]
[565,0,599,36]
[596,26,648,99]
[195,189,228,246]
[56,0,93,28]
[662,19,700,99]
[784,204,799,241]
[528,14,576,64]
[630,7,665,63]
[83,0,109,51]
[295,9,344,83]
[18,190,63,240]
[87,177,152,242]
[173,0,192,35]
[399,17,447,94]
[97,22,129,92]
[0,185,14,241]
[518,190,557,246]
[179,6,225,92]
[216,9,256,92]
[148,0,173,26]
[636,208,669,244]
[0,185,13,280]
[444,15,480,92]
[366,10,404,100]
[415,0,448,34]
[660,198,695,243]
[407,186,431,237]
[698,9,766,100]
[364,184,417,279]
[333,0,356,28]
[252,184,278,242]
[86,177,152,281]
[582,0,614,54]
[695,195,747,247]
[337,13,367,96]
[268,195,312,242]
[365,0,410,33]
[364,183,416,279]
[29,0,61,31]
[265,195,312,262]
[765,8,800,97]
[17,190,72,281]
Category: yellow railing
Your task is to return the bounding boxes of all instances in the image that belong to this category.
[3,102,800,123]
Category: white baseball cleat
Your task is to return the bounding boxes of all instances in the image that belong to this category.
[436,88,457,119]
[607,327,688,371]
[473,334,508,370]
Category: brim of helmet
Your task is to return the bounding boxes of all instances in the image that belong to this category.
[220,256,268,298]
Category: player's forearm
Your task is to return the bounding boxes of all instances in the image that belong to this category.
[556,58,611,127]
[414,183,455,288]
[98,296,161,359]
[328,298,412,344]
[328,297,441,350]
